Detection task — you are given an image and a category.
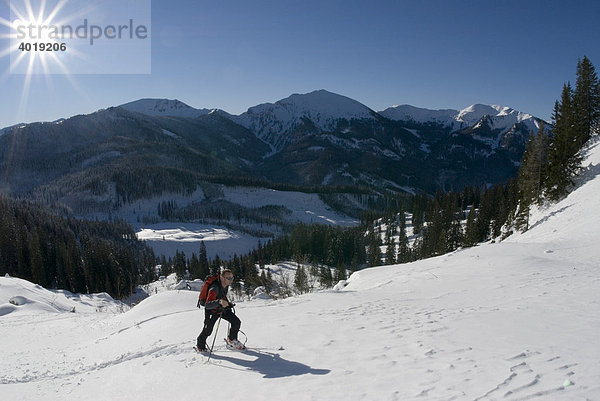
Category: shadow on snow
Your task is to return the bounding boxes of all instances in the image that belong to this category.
[209,349,330,379]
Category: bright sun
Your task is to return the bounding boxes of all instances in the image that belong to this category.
[1,0,150,120]
[0,0,85,120]
[7,0,73,75]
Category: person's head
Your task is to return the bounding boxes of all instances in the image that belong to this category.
[219,269,234,287]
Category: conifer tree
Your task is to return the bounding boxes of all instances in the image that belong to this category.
[29,231,44,285]
[198,242,209,278]
[384,217,396,265]
[334,262,347,282]
[545,84,580,200]
[490,184,509,239]
[320,265,333,288]
[243,256,258,289]
[188,252,201,279]
[411,195,425,234]
[463,205,478,247]
[294,264,309,294]
[573,56,600,146]
[173,250,187,280]
[447,199,464,250]
[475,188,495,242]
[516,123,549,230]
[366,223,381,267]
[210,254,221,275]
[396,210,410,263]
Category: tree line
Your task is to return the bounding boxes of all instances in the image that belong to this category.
[207,56,599,280]
[0,195,156,299]
[159,223,365,297]
[372,56,599,262]
[515,56,599,230]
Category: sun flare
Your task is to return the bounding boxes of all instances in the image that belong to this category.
[0,0,88,121]
[7,0,76,75]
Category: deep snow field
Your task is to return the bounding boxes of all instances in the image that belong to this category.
[1,138,600,400]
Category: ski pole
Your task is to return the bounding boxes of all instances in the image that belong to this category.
[207,316,222,363]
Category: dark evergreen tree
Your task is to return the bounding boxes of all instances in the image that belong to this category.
[384,217,396,265]
[411,194,425,234]
[545,84,580,200]
[334,262,347,282]
[188,253,201,279]
[396,210,410,263]
[243,256,259,291]
[210,254,221,275]
[294,264,309,294]
[260,269,274,293]
[463,205,478,247]
[515,124,549,231]
[198,242,210,278]
[446,195,464,250]
[319,265,333,288]
[573,56,600,147]
[173,250,187,280]
[366,222,381,267]
[476,187,494,242]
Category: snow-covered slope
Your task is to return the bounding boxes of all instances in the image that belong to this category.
[2,134,600,400]
[0,276,125,316]
[2,122,598,401]
[119,98,213,118]
[233,89,380,150]
[381,103,542,133]
[379,104,459,125]
[508,135,600,250]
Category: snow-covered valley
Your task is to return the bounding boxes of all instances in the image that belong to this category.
[130,186,358,259]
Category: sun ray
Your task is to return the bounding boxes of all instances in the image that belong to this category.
[8,1,27,23]
[3,0,151,120]
[0,15,13,29]
[17,51,35,118]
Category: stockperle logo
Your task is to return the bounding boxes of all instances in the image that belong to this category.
[9,0,151,74]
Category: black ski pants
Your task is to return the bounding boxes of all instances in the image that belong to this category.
[197,308,241,347]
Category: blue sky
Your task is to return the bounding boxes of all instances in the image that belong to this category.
[0,0,599,127]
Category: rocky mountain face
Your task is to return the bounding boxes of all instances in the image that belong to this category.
[0,90,549,216]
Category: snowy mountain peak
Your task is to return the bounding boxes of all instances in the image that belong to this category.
[234,90,379,150]
[275,89,377,120]
[381,102,543,134]
[456,104,535,126]
[456,104,502,125]
[119,98,213,119]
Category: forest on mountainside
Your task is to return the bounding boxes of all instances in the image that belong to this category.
[0,196,156,299]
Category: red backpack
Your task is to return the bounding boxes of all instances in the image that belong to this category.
[197,274,220,307]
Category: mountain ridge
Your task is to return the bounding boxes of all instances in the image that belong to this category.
[114,90,547,165]
[115,90,545,138]
[119,98,215,119]
[0,89,552,220]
